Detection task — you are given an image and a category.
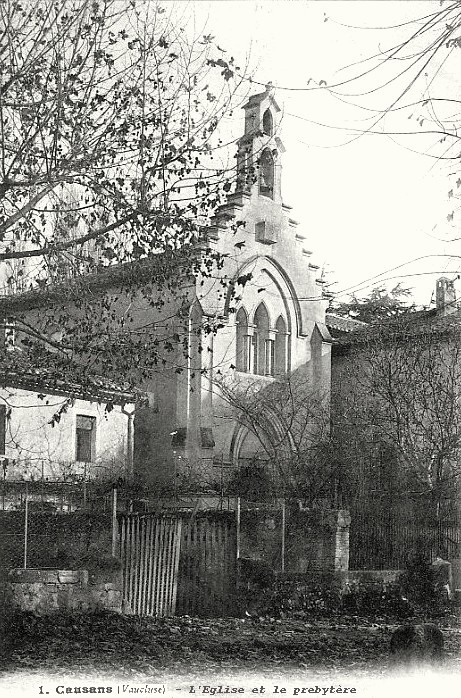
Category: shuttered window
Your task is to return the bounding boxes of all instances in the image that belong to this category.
[76,415,96,462]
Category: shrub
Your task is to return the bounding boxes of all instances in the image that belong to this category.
[238,558,275,589]
[246,575,343,619]
[341,578,412,618]
[398,553,437,608]
[78,545,122,573]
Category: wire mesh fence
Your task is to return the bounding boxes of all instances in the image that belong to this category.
[4,473,461,579]
[349,500,461,570]
[0,479,122,571]
[0,479,289,576]
[1,479,115,513]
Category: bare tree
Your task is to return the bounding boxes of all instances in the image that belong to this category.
[216,369,337,504]
[333,320,461,520]
[323,3,461,226]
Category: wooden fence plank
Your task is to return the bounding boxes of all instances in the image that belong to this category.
[158,518,167,617]
[130,516,136,612]
[155,517,166,616]
[132,515,139,613]
[119,511,237,618]
[144,517,153,616]
[165,518,174,616]
[137,518,146,615]
[165,517,175,615]
[171,518,182,614]
[119,517,126,608]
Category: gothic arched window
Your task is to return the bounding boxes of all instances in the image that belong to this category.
[253,303,272,376]
[262,109,273,136]
[274,316,288,375]
[236,307,249,372]
[259,148,274,199]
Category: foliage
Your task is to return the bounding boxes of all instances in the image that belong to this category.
[252,572,451,622]
[78,546,122,573]
[261,576,343,619]
[46,541,122,572]
[227,464,276,500]
[238,557,276,590]
[246,575,412,621]
[398,552,438,610]
[0,0,248,397]
[332,285,416,325]
[0,0,242,271]
[341,579,412,619]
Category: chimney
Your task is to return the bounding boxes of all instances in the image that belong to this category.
[435,277,457,316]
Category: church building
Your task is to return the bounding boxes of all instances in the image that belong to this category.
[187,86,332,484]
[0,86,333,494]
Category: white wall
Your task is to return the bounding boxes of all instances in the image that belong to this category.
[0,387,133,481]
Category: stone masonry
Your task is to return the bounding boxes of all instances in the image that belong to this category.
[6,568,122,614]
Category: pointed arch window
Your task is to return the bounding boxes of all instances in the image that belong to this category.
[259,148,274,199]
[262,109,273,136]
[253,303,272,376]
[237,144,254,192]
[275,316,288,375]
[236,307,250,372]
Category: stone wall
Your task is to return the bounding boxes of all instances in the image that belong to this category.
[346,569,402,586]
[6,568,122,614]
[239,506,351,575]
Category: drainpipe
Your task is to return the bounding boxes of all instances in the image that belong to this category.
[121,406,135,481]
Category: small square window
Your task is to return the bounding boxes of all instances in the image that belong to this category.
[255,221,277,245]
[255,221,266,242]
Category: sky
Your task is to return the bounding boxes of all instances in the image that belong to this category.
[182,0,461,307]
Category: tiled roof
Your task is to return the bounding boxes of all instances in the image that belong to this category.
[0,249,196,312]
[0,366,141,405]
[333,307,461,348]
[325,313,368,334]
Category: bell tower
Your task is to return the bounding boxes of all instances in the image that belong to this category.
[236,83,285,204]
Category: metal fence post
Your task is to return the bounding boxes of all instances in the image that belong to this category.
[112,487,118,557]
[281,498,286,573]
[23,481,29,569]
[83,462,87,508]
[236,496,240,561]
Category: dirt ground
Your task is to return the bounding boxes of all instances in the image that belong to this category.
[1,612,460,694]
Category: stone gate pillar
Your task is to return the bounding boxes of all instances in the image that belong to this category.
[334,510,351,572]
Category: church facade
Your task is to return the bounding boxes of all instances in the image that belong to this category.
[186,87,332,485]
[0,87,332,494]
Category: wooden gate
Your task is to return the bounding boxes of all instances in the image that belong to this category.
[119,513,182,616]
[176,512,237,617]
[119,511,237,617]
